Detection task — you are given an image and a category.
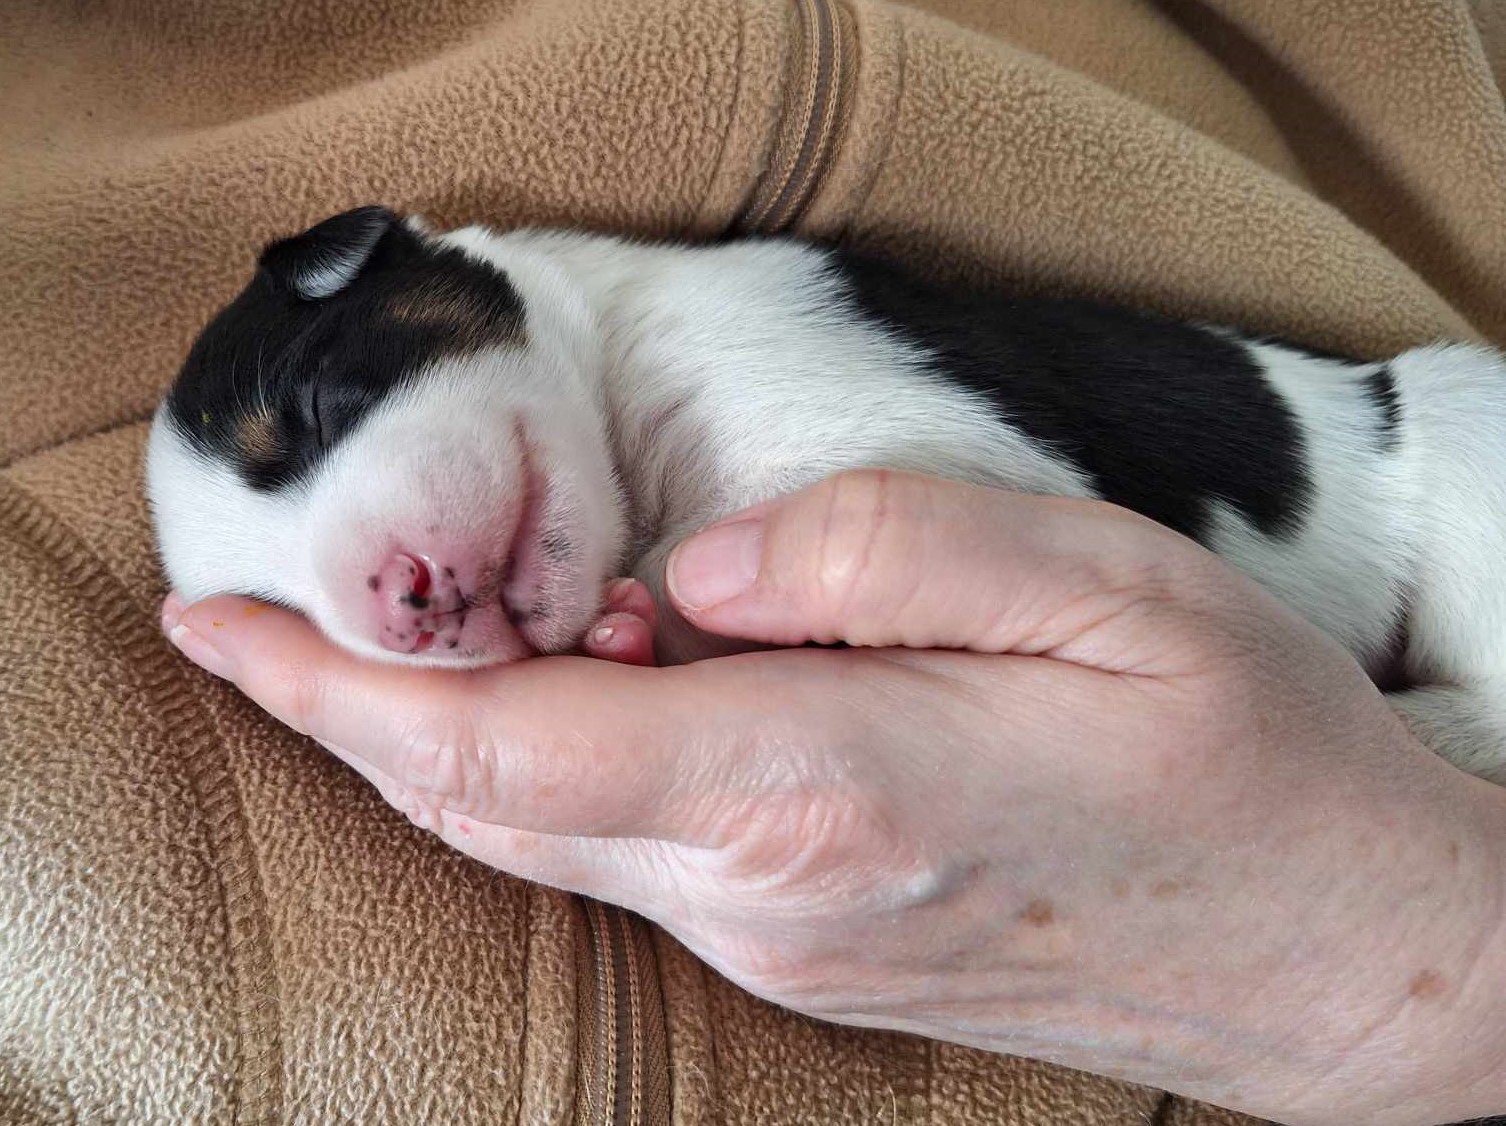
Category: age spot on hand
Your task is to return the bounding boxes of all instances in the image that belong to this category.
[1408,969,1446,999]
[1019,898,1055,927]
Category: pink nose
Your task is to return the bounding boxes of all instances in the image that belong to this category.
[369,552,465,653]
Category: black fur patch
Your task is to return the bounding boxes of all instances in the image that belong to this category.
[167,206,525,492]
[1362,365,1403,451]
[830,249,1314,543]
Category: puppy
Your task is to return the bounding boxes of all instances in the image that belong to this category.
[147,206,1506,782]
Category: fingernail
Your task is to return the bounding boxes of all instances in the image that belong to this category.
[601,577,636,604]
[168,622,238,681]
[160,591,186,634]
[668,518,764,610]
[592,624,616,645]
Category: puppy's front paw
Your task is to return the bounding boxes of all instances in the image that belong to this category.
[579,577,659,666]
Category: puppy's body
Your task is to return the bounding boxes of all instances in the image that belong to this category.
[148,207,1506,780]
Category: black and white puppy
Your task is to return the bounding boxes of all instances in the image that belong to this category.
[147,206,1506,782]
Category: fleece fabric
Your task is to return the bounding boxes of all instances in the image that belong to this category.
[3,0,1503,1122]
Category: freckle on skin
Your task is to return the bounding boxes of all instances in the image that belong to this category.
[1110,878,1130,899]
[1149,880,1183,900]
[1019,898,1055,927]
[210,620,224,628]
[1408,969,1445,999]
[1447,840,1460,864]
[242,604,270,618]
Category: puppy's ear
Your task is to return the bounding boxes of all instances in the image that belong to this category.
[403,213,436,237]
[258,205,400,301]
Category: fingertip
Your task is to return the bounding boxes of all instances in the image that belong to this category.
[622,586,660,628]
[160,590,187,634]
[173,594,290,651]
[583,612,658,666]
[666,518,765,614]
[171,595,333,682]
[601,577,659,626]
[176,592,283,627]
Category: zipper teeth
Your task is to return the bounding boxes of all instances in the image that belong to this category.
[741,0,855,234]
[752,0,829,230]
[617,909,644,1126]
[771,0,845,228]
[581,899,663,1126]
[581,898,618,1125]
[742,0,831,231]
[608,907,635,1126]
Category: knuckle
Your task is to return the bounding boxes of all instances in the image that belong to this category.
[1050,521,1235,647]
[392,784,447,835]
[711,787,896,897]
[809,469,905,619]
[394,706,497,815]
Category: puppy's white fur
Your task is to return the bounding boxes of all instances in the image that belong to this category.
[149,224,1506,781]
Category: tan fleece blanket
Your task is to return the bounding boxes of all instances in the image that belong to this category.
[3,1,1503,1122]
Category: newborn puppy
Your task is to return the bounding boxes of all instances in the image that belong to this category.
[148,205,1506,781]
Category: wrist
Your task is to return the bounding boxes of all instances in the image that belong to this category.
[1317,768,1506,1126]
[1003,739,1506,1126]
[1230,757,1506,1126]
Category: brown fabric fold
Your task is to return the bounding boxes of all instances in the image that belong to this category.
[4,0,1502,1121]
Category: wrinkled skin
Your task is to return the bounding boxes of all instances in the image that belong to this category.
[162,471,1506,1126]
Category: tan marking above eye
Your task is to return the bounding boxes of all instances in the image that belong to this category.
[235,408,283,461]
[384,282,525,349]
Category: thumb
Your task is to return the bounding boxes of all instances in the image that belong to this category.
[665,470,1273,675]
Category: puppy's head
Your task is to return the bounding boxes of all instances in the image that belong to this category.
[148,206,627,666]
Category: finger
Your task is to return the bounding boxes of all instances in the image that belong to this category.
[665,469,1283,676]
[600,577,659,627]
[581,612,658,666]
[317,738,667,901]
[164,593,761,841]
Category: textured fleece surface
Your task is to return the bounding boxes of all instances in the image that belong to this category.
[3,0,1503,1122]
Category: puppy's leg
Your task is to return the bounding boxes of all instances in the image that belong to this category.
[1388,344,1506,782]
[1388,684,1506,783]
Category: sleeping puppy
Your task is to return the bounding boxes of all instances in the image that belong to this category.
[147,205,1506,782]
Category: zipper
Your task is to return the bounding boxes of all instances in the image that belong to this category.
[738,0,857,235]
[575,5,857,1122]
[575,898,669,1126]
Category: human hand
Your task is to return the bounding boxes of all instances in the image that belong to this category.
[161,470,1506,1126]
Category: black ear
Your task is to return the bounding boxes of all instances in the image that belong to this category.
[258,205,399,301]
